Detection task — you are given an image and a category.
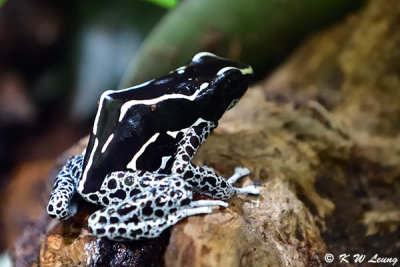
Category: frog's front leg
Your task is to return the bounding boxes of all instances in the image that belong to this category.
[47,154,84,219]
[171,120,260,200]
[87,174,227,240]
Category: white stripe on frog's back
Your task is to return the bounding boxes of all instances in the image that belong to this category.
[93,90,114,135]
[126,132,160,170]
[118,82,210,122]
[101,134,114,153]
[79,132,159,192]
[78,138,99,192]
[157,156,172,172]
[92,80,154,135]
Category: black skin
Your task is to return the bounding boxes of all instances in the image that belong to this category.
[81,54,253,194]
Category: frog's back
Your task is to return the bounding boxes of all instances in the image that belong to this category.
[79,92,199,194]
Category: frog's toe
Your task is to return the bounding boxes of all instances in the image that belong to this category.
[190,199,228,208]
[179,206,212,216]
[234,185,260,195]
[227,167,251,185]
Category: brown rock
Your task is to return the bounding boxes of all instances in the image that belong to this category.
[262,0,400,260]
[165,178,325,267]
[1,160,54,249]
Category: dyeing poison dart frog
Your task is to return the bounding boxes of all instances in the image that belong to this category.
[47,52,259,240]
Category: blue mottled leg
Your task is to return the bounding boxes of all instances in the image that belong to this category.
[47,154,83,219]
[171,121,260,200]
[87,175,227,240]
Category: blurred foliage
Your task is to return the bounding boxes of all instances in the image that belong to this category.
[144,0,178,9]
[69,1,167,120]
[0,0,365,123]
[121,0,365,87]
[0,0,5,8]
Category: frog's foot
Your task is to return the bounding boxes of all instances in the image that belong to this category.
[180,163,259,200]
[47,155,83,219]
[228,167,260,195]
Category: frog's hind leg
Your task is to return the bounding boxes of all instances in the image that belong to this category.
[47,154,84,219]
[88,176,227,240]
[171,120,260,200]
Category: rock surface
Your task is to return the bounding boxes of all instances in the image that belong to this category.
[11,0,400,265]
[261,0,400,261]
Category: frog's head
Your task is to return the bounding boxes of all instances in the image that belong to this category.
[187,52,253,121]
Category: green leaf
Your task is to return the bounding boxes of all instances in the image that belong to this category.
[0,0,7,8]
[121,0,365,87]
[144,0,178,9]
